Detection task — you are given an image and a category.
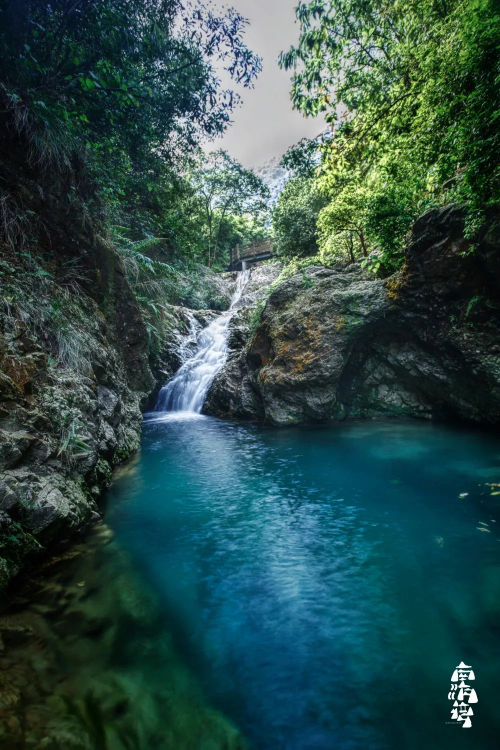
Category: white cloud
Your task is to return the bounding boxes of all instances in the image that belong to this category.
[204,0,325,167]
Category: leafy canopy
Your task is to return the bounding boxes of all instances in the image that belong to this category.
[190,149,269,266]
[0,0,262,165]
[279,0,500,270]
[0,0,266,334]
[272,176,326,259]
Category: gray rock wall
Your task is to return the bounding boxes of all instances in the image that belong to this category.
[0,249,155,589]
[205,205,500,426]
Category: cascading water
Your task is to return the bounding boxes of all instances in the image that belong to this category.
[155,270,250,413]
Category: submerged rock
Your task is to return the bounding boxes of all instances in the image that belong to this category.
[206,205,500,426]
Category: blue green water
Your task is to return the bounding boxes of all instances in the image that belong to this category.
[105,416,500,749]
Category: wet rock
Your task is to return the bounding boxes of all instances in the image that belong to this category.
[206,206,500,426]
[97,385,120,425]
[21,485,79,539]
[0,430,36,470]
[98,420,117,455]
[235,263,282,309]
[0,479,17,511]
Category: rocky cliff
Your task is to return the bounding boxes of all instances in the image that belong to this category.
[0,122,209,590]
[0,242,154,590]
[205,205,500,426]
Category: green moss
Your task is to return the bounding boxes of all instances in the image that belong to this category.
[247,299,266,337]
[0,520,43,587]
[94,458,112,486]
[114,444,134,463]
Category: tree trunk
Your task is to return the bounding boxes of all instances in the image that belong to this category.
[359,230,368,257]
[348,236,355,264]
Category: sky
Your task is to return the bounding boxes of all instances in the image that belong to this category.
[206,0,325,168]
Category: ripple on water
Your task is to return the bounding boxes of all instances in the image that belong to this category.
[102,418,500,750]
[2,419,500,750]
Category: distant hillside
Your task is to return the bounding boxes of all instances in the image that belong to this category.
[253,155,290,208]
[253,129,330,209]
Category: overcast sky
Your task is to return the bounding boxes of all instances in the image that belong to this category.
[206,0,325,168]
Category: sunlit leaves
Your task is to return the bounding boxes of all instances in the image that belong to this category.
[279,0,500,269]
[272,177,327,259]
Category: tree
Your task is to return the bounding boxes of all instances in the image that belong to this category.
[0,0,266,286]
[317,183,370,263]
[190,150,270,266]
[272,177,327,259]
[279,0,500,268]
[316,156,421,270]
[0,0,262,200]
[281,135,326,178]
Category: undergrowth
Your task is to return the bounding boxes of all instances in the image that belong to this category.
[110,229,234,352]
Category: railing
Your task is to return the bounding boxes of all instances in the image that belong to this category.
[230,241,272,268]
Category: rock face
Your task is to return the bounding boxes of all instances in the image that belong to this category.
[0,255,238,589]
[205,205,500,426]
[235,263,282,309]
[0,251,155,590]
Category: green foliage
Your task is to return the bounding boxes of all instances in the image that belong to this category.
[190,149,270,267]
[272,177,327,260]
[47,297,94,372]
[280,0,500,270]
[316,182,370,263]
[0,0,261,170]
[0,1,262,252]
[107,168,208,264]
[0,0,268,329]
[261,255,322,298]
[465,295,482,319]
[111,230,185,350]
[281,136,324,177]
[247,298,268,337]
[3,252,96,372]
[110,227,238,352]
[56,414,92,467]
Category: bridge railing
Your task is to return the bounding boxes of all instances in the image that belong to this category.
[230,241,272,268]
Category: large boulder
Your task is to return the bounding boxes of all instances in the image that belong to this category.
[205,205,500,426]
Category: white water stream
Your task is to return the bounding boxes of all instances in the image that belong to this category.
[155,270,250,413]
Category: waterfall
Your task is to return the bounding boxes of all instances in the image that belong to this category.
[155,270,250,414]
